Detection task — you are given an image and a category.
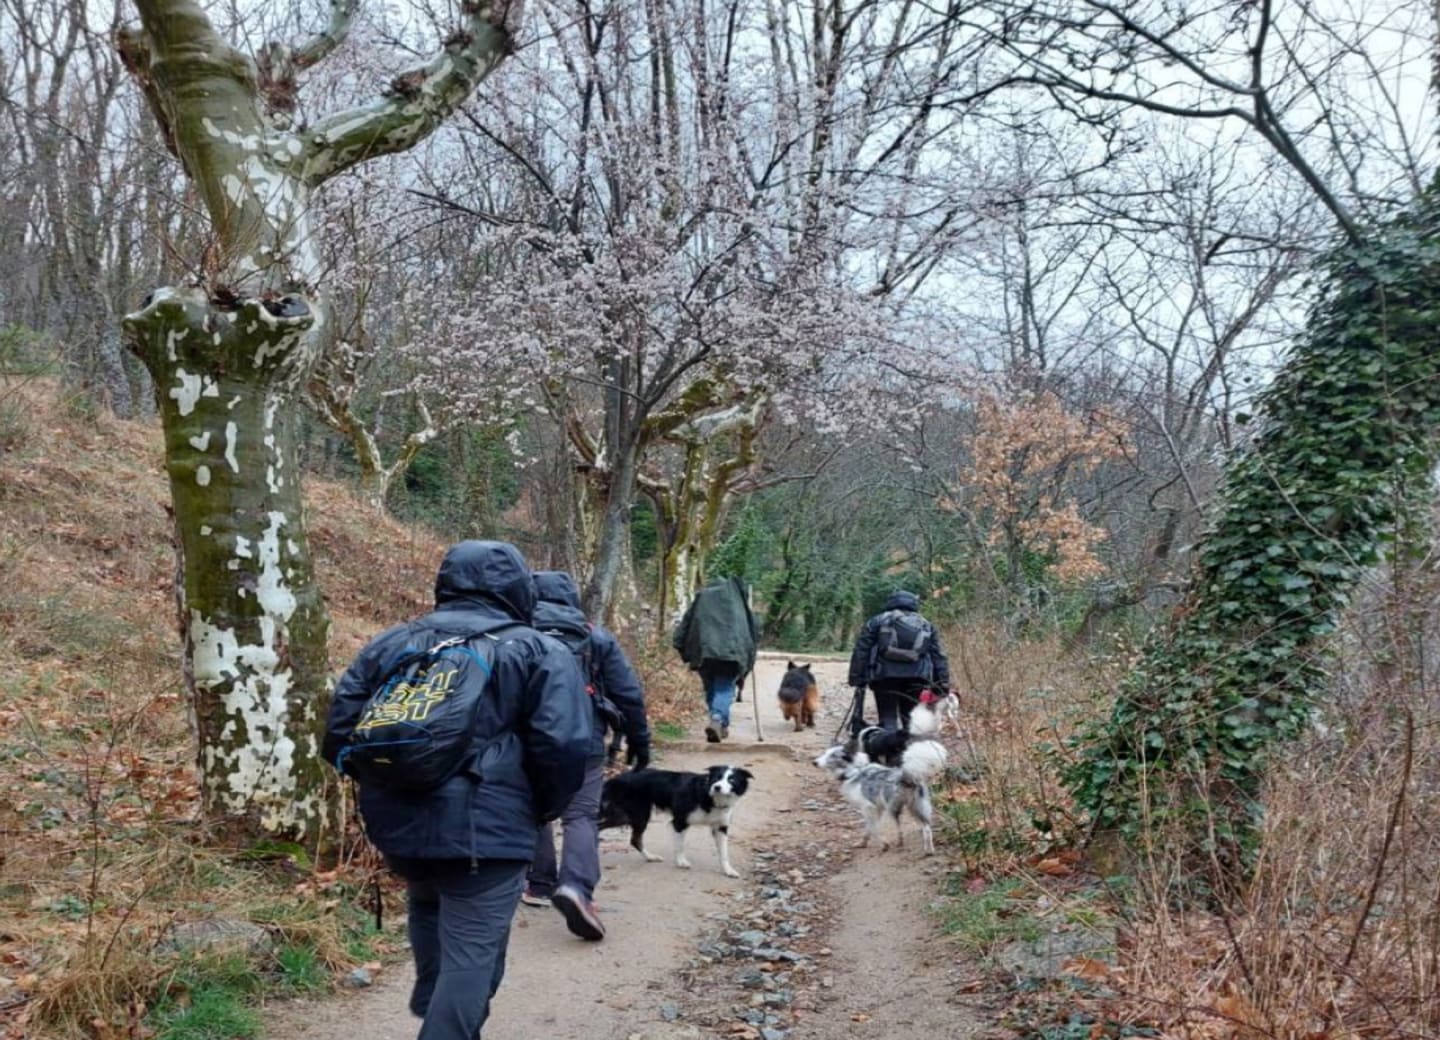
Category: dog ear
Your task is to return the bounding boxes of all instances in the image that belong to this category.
[787,660,795,669]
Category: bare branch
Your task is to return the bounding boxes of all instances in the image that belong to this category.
[302,0,524,185]
[256,0,360,119]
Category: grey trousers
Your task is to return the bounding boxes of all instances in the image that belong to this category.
[526,755,605,901]
[387,857,528,1040]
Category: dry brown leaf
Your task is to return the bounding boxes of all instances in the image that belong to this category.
[1211,993,1267,1039]
[1060,956,1111,982]
[1035,857,1074,877]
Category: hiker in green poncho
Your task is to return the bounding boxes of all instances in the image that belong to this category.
[671,576,759,742]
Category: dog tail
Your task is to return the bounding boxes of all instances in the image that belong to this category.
[908,702,941,738]
[900,738,947,785]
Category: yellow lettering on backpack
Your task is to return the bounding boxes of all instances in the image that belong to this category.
[355,667,459,732]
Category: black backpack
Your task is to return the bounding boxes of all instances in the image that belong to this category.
[875,610,933,663]
[333,625,512,792]
[539,621,626,734]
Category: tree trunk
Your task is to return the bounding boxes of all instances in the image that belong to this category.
[1066,189,1440,866]
[652,399,762,628]
[583,444,640,622]
[126,288,332,842]
[115,0,519,843]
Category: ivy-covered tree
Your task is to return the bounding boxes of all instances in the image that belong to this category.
[114,0,521,842]
[1067,190,1440,854]
[969,0,1440,860]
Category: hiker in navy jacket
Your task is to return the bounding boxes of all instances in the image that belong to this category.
[324,541,591,1040]
[522,570,653,940]
[848,589,950,734]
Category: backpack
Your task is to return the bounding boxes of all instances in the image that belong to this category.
[875,610,933,664]
[539,621,626,734]
[333,626,511,792]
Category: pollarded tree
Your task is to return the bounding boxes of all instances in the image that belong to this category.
[113,0,522,842]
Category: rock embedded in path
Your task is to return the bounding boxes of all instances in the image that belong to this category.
[343,967,374,988]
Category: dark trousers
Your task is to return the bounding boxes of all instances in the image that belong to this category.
[863,679,931,732]
[386,856,527,1040]
[526,755,605,900]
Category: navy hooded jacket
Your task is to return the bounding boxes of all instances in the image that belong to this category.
[847,590,951,689]
[531,571,652,756]
[324,541,592,862]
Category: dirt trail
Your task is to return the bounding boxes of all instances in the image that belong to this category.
[264,655,986,1040]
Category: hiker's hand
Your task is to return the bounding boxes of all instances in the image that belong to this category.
[627,740,651,771]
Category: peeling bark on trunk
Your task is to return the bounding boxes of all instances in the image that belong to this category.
[116,0,521,844]
[127,289,331,840]
[653,399,762,628]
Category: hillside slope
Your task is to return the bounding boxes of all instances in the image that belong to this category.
[0,381,448,1036]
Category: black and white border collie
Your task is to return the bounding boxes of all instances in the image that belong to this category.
[854,694,945,766]
[599,765,753,878]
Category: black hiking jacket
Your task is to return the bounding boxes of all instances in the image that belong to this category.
[324,541,592,861]
[532,570,652,757]
[847,590,951,689]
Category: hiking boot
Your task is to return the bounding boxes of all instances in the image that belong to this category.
[520,888,552,908]
[705,718,722,743]
[552,884,605,941]
[721,723,730,740]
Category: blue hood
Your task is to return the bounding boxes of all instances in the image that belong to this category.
[434,540,536,622]
[534,570,583,609]
[883,589,920,612]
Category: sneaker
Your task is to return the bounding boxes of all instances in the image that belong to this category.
[552,884,605,941]
[704,720,721,743]
[520,888,552,908]
[721,723,730,740]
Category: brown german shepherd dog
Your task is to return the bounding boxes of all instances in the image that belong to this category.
[777,661,820,732]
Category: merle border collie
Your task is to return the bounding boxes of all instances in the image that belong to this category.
[599,765,753,878]
[815,703,947,854]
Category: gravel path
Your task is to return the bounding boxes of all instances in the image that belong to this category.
[263,654,988,1040]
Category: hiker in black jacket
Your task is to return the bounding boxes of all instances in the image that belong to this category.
[672,576,758,743]
[324,541,591,1040]
[522,570,652,940]
[848,589,950,734]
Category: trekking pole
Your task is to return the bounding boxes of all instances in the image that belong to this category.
[750,674,765,742]
[832,686,861,743]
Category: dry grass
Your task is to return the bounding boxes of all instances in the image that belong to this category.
[0,381,443,1038]
[941,621,1127,866]
[1112,636,1440,1039]
[942,610,1440,1039]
